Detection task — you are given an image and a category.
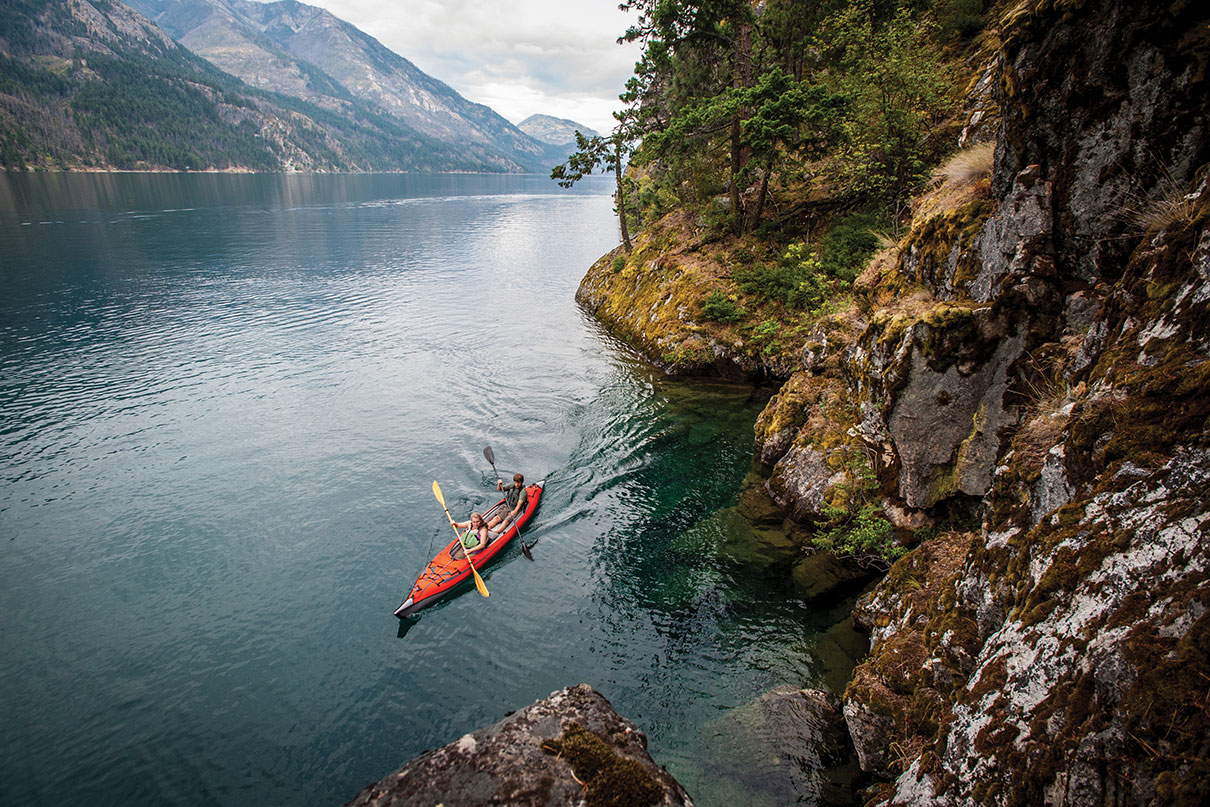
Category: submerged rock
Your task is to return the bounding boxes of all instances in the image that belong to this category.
[701,686,860,807]
[792,551,881,603]
[345,684,692,807]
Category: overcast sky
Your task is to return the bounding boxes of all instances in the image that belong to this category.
[294,1,642,134]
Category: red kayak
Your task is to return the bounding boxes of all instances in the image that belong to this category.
[393,481,543,618]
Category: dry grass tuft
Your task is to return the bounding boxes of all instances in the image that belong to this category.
[1127,185,1206,233]
[855,245,902,293]
[911,142,995,223]
[934,142,995,188]
[1121,158,1208,234]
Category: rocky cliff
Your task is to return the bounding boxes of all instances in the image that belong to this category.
[834,1,1210,801]
[578,0,1209,802]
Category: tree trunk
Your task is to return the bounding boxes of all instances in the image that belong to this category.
[614,154,632,253]
[749,152,774,232]
[730,19,755,235]
[730,117,742,233]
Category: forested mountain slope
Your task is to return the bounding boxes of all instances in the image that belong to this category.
[124,0,561,172]
[0,0,533,171]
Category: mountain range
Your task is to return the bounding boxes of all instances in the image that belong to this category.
[517,114,601,150]
[0,0,590,172]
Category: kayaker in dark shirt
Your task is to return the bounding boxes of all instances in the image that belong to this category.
[488,473,528,531]
[451,511,499,554]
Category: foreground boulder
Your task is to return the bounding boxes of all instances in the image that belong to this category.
[344,684,693,807]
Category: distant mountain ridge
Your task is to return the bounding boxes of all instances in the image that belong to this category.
[0,0,579,172]
[125,0,566,171]
[518,114,600,148]
[0,0,525,171]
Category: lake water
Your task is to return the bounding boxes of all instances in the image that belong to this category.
[0,172,857,806]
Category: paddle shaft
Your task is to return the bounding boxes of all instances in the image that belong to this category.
[483,445,533,561]
[432,481,489,597]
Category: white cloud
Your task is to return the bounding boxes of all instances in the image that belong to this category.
[292,0,641,133]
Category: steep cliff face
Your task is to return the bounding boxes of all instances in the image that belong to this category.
[770,0,1209,528]
[576,0,1207,801]
[845,199,1210,803]
[822,1,1210,802]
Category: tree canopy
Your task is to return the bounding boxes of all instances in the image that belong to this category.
[577,0,969,236]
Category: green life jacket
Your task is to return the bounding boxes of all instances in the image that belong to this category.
[461,528,482,550]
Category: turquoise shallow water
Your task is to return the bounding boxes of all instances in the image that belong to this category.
[0,172,848,806]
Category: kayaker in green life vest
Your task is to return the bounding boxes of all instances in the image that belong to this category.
[488,473,527,532]
[451,511,498,554]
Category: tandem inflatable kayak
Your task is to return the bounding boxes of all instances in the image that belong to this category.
[393,480,543,618]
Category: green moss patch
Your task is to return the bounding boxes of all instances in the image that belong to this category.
[543,723,664,807]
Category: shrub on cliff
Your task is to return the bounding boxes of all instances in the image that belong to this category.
[701,291,747,323]
[812,502,903,564]
[819,211,886,281]
[812,452,904,565]
[735,243,831,310]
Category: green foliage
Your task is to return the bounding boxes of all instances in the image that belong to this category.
[814,502,903,561]
[812,451,904,564]
[616,0,966,228]
[701,291,746,323]
[819,211,886,281]
[551,130,621,187]
[69,54,277,170]
[742,70,847,164]
[750,318,785,355]
[734,242,830,310]
[912,524,939,543]
[611,255,627,273]
[818,2,960,200]
[0,54,69,96]
[934,0,986,43]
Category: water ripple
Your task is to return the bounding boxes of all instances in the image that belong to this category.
[0,173,823,807]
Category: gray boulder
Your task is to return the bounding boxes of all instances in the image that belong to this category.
[345,684,692,807]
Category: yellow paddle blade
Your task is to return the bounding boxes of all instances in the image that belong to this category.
[431,480,446,509]
[470,564,489,597]
[462,534,490,597]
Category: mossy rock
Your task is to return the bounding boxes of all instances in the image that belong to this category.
[544,723,664,807]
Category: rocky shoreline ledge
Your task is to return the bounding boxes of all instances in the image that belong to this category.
[344,683,869,807]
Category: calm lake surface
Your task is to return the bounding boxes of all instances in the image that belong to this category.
[0,173,853,806]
